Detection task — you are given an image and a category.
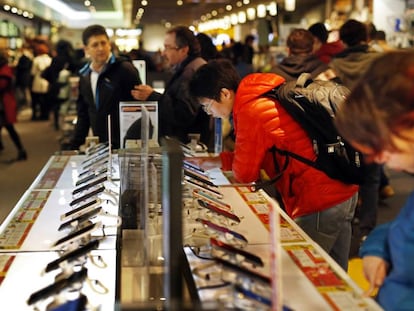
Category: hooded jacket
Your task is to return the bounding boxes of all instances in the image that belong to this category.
[329,44,381,89]
[232,73,358,218]
[270,54,332,82]
[147,55,210,145]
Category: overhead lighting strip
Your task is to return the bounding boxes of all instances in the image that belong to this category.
[37,0,91,20]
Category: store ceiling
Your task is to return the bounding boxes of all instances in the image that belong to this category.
[56,0,323,28]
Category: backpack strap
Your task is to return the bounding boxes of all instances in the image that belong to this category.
[271,144,318,168]
[296,72,313,88]
[253,147,290,191]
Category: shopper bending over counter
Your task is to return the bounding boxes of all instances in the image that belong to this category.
[188,59,358,271]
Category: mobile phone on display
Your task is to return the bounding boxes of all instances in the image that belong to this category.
[51,222,101,249]
[58,206,102,231]
[81,153,108,170]
[210,237,264,267]
[192,189,231,211]
[184,168,215,187]
[184,178,223,199]
[61,199,100,221]
[197,199,240,224]
[82,146,109,164]
[45,240,100,273]
[196,218,248,245]
[85,142,108,155]
[77,165,107,180]
[183,160,206,174]
[27,268,88,305]
[69,185,105,207]
[72,176,107,195]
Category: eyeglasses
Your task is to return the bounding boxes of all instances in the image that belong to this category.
[201,99,214,115]
[163,44,180,51]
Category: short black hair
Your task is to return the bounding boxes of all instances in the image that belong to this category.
[339,19,367,47]
[82,24,109,46]
[189,59,240,101]
[308,22,329,43]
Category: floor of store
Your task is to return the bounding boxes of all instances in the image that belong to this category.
[1,106,413,298]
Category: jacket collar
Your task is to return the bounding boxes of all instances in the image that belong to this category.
[79,53,116,76]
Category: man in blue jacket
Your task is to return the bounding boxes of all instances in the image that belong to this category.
[70,24,142,150]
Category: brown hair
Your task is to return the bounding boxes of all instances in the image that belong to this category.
[286,28,314,55]
[335,50,414,154]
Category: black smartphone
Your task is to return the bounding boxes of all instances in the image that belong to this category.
[183,160,205,174]
[69,185,105,207]
[58,206,102,231]
[61,199,100,221]
[72,176,107,195]
[45,240,100,273]
[210,237,264,267]
[51,222,101,249]
[184,168,215,187]
[27,268,88,305]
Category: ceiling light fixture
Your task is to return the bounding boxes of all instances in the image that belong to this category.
[268,2,277,16]
[246,7,255,20]
[257,4,266,18]
[285,0,296,11]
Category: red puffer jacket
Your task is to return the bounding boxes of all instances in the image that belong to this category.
[231,73,358,218]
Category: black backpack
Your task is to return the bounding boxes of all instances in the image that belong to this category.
[261,73,364,186]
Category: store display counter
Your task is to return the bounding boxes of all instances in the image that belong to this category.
[0,146,383,310]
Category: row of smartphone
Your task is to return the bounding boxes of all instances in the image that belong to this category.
[181,160,281,310]
[27,143,116,311]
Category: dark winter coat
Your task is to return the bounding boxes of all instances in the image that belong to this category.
[71,54,142,149]
[146,55,210,145]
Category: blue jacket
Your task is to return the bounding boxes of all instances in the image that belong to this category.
[360,191,414,311]
[71,54,141,149]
